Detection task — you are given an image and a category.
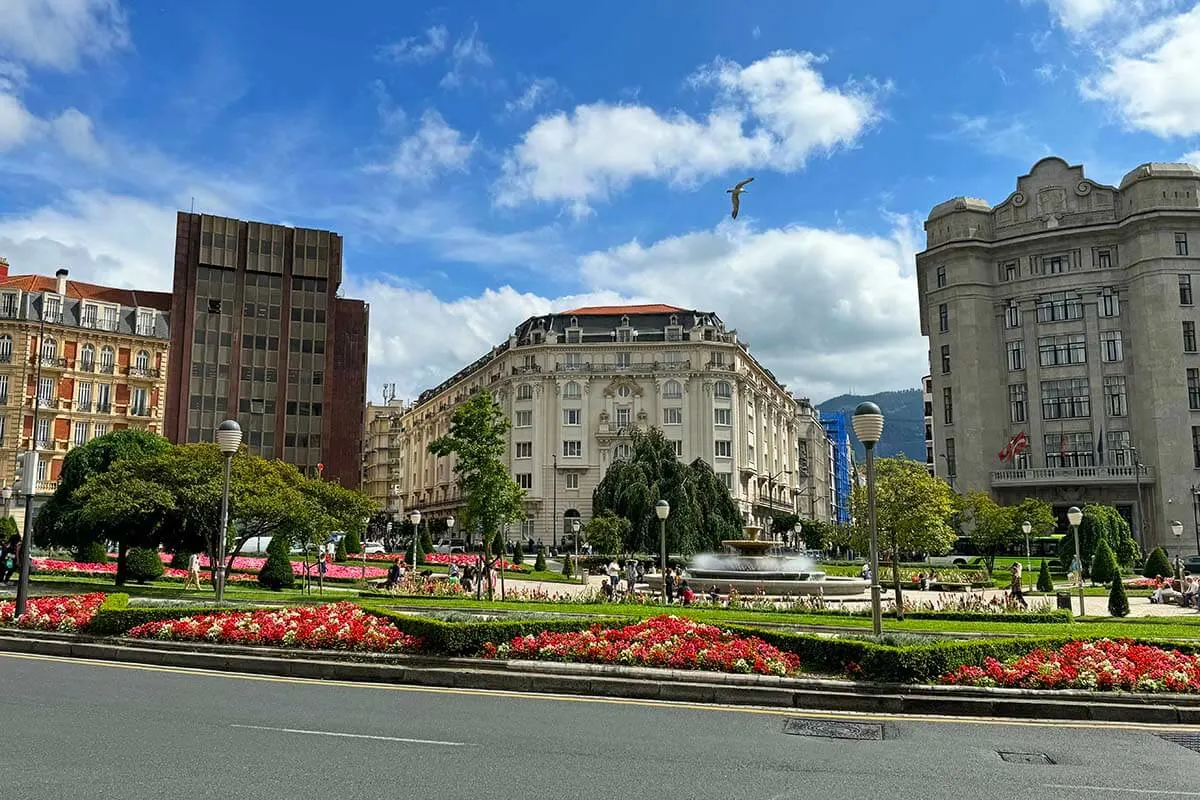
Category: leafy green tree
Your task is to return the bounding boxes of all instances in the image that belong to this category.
[1108,574,1130,617]
[1012,497,1056,538]
[959,491,1016,574]
[1090,537,1119,585]
[1036,559,1054,593]
[1059,504,1140,571]
[258,533,296,590]
[770,513,800,539]
[800,519,834,552]
[585,511,631,556]
[534,546,547,572]
[125,547,164,584]
[850,457,955,617]
[1143,547,1173,579]
[429,390,527,599]
[593,427,741,556]
[343,530,362,555]
[0,516,17,543]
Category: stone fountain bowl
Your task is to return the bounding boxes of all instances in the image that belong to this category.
[643,573,869,597]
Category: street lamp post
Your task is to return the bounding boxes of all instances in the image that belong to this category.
[1021,520,1032,592]
[655,500,670,602]
[793,521,802,552]
[572,518,582,585]
[386,521,393,551]
[446,516,455,562]
[214,420,242,604]
[409,510,421,574]
[852,402,885,638]
[1171,520,1184,559]
[1068,505,1084,617]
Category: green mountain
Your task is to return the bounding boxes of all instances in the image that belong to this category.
[816,388,926,462]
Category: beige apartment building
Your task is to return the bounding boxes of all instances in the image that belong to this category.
[386,304,834,547]
[917,157,1200,555]
[362,397,409,513]
[0,259,172,528]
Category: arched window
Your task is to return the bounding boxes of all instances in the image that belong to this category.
[516,384,533,401]
[79,344,95,371]
[614,443,632,461]
[715,381,732,398]
[663,379,682,399]
[0,335,11,363]
[99,346,115,374]
[563,381,581,398]
[134,350,150,370]
[617,385,632,398]
[40,336,56,362]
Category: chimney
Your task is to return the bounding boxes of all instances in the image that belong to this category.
[0,256,8,279]
[55,268,68,296]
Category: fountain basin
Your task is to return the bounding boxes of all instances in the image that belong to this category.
[644,573,869,597]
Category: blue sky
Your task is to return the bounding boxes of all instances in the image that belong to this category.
[1,0,1198,403]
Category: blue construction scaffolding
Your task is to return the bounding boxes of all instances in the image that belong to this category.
[821,411,853,524]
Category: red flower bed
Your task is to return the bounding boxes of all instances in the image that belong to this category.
[940,639,1200,693]
[0,592,106,632]
[126,602,423,653]
[32,558,256,583]
[422,552,526,571]
[482,615,802,676]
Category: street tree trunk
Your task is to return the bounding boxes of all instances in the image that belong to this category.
[890,542,904,621]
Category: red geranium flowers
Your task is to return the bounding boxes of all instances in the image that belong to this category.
[0,592,106,632]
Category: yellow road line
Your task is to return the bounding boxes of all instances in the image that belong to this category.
[2,650,1196,732]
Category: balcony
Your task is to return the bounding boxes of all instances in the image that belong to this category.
[33,356,69,370]
[97,363,116,376]
[76,401,92,412]
[991,465,1156,487]
[36,480,59,494]
[127,405,154,418]
[556,361,592,372]
[95,402,112,413]
[126,366,161,380]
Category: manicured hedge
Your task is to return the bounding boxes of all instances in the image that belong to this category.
[86,594,229,636]
[772,607,1072,624]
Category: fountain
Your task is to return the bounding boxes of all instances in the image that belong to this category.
[645,525,869,597]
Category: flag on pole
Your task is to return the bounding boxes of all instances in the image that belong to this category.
[1011,431,1028,458]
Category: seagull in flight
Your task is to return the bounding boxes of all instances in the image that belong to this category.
[727,177,754,219]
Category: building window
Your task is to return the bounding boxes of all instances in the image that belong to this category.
[1005,300,1020,328]
[1038,334,1087,367]
[563,381,580,398]
[79,344,95,372]
[714,440,732,458]
[515,410,532,428]
[1097,249,1112,268]
[99,346,115,374]
[562,440,582,457]
[131,388,149,415]
[565,473,579,490]
[944,438,956,477]
[1182,275,1194,306]
[1041,378,1091,419]
[0,374,6,404]
[43,295,61,322]
[663,379,682,399]
[1189,369,1200,410]
[942,387,953,425]
[1002,262,1018,281]
[1194,426,1200,468]
[515,442,532,458]
[0,335,10,363]
[37,377,54,405]
[1104,375,1127,417]
[1099,289,1120,318]
[1177,232,1189,256]
[96,384,111,411]
[134,350,150,371]
[77,381,91,409]
[671,440,684,457]
[73,422,88,446]
[1006,340,1025,371]
[1036,292,1084,323]
[563,353,584,370]
[664,407,682,425]
[562,408,581,426]
[935,265,946,288]
[1186,321,1197,353]
[94,423,108,438]
[615,352,631,369]
[1009,383,1027,423]
[136,310,156,336]
[1046,255,1065,275]
[515,473,533,490]
[937,303,948,333]
[1099,330,1123,362]
[714,408,731,426]
[1106,430,1132,466]
[516,384,533,401]
[35,418,50,448]
[1044,431,1096,468]
[39,336,56,362]
[940,344,951,374]
[714,381,732,398]
[0,293,15,317]
[613,406,630,426]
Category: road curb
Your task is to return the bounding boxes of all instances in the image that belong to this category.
[1,629,1197,724]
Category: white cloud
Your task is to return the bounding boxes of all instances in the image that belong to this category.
[1185,150,1200,166]
[496,50,884,215]
[505,77,557,114]
[51,107,106,163]
[369,110,475,184]
[440,24,492,89]
[1080,4,1200,137]
[378,25,447,63]
[0,92,38,151]
[0,60,27,93]
[0,0,129,71]
[1040,0,1121,31]
[938,113,1050,162]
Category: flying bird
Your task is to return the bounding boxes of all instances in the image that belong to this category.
[727,177,754,219]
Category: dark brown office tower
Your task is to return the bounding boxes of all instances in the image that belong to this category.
[165,213,369,489]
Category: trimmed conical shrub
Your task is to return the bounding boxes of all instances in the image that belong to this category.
[258,536,295,590]
[1108,574,1130,617]
[1036,559,1054,593]
[512,540,525,567]
[1090,537,1119,585]
[334,537,348,562]
[1143,546,1173,579]
[534,547,546,572]
[561,554,574,578]
[344,530,362,555]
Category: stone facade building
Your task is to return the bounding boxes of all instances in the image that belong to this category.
[362,398,409,513]
[917,157,1200,554]
[387,304,834,546]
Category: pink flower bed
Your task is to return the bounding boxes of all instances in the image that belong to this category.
[127,603,423,653]
[0,592,106,632]
[940,639,1200,693]
[422,552,526,571]
[482,615,802,677]
[32,558,256,583]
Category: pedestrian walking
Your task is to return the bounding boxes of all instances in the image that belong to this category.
[0,533,19,583]
[184,552,202,590]
[1009,562,1027,608]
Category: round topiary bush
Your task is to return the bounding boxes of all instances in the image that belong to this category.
[258,537,296,591]
[1108,574,1130,617]
[534,546,546,572]
[344,530,362,555]
[1036,559,1054,593]
[125,547,165,584]
[1143,546,1173,579]
[75,541,109,565]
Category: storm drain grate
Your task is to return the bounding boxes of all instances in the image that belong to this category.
[998,752,1056,765]
[782,719,884,741]
[1157,734,1200,755]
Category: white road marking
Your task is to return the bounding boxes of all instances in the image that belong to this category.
[230,723,473,747]
[1045,786,1200,797]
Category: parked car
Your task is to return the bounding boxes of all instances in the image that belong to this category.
[362,541,386,555]
[433,538,467,554]
[1183,555,1200,573]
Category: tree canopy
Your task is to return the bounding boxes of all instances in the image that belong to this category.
[955,493,1056,573]
[592,427,743,556]
[584,511,631,556]
[1058,503,1139,570]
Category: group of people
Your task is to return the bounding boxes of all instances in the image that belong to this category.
[1,533,22,584]
[1148,574,1200,609]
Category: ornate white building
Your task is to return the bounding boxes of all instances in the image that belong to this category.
[388,304,833,546]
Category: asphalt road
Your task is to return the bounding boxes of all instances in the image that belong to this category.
[1,654,1198,799]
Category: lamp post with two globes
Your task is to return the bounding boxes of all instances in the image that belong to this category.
[851,402,885,637]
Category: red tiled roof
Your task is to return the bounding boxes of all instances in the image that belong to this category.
[559,303,686,316]
[0,274,172,311]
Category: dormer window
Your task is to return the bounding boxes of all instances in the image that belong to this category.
[43,294,62,322]
[621,315,629,326]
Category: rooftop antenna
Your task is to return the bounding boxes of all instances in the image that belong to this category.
[190,196,195,214]
[382,383,396,404]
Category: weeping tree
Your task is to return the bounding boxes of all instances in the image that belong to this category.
[592,427,742,558]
